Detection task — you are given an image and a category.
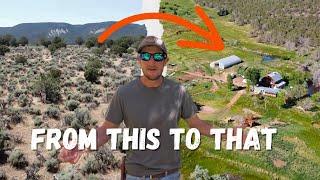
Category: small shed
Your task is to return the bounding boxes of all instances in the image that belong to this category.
[210,55,242,70]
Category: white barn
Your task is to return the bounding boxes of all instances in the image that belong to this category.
[210,55,242,70]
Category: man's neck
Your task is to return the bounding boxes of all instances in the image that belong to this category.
[140,76,164,88]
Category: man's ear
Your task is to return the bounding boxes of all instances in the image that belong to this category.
[164,57,169,65]
[137,59,142,66]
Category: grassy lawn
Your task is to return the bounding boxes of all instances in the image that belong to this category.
[161,0,320,179]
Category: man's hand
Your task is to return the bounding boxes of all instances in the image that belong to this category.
[58,144,84,164]
[58,120,118,164]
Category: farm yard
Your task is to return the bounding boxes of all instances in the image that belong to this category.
[161,0,320,179]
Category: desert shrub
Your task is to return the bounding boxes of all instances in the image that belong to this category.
[18,94,29,107]
[15,55,27,65]
[103,77,114,89]
[92,46,106,57]
[8,149,28,169]
[72,108,96,129]
[45,158,59,173]
[14,89,27,97]
[8,108,23,124]
[81,93,94,103]
[45,106,60,119]
[49,68,62,79]
[126,48,134,54]
[67,93,81,101]
[110,45,126,56]
[77,82,94,94]
[0,129,10,151]
[63,112,76,126]
[0,170,7,180]
[87,174,100,180]
[55,166,82,180]
[25,164,40,180]
[11,133,23,144]
[81,155,99,174]
[65,100,80,111]
[28,107,41,116]
[81,145,118,175]
[19,76,28,84]
[33,116,42,127]
[0,45,10,56]
[64,80,73,87]
[0,116,10,130]
[76,62,85,71]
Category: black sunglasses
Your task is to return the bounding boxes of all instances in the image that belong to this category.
[139,52,167,62]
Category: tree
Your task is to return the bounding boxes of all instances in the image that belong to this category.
[227,74,233,90]
[92,46,106,57]
[110,45,126,56]
[244,67,261,86]
[33,70,61,103]
[84,58,102,83]
[75,37,84,46]
[48,37,66,53]
[39,38,51,48]
[0,34,12,46]
[0,45,10,56]
[85,37,97,48]
[106,39,114,48]
[18,36,28,46]
[10,37,18,47]
[285,84,307,105]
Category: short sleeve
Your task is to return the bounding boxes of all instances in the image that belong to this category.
[105,88,124,125]
[180,86,198,120]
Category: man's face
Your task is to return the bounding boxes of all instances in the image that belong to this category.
[138,45,168,81]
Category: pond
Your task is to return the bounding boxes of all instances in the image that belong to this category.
[262,55,276,62]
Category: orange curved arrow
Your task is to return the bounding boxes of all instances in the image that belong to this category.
[98,5,224,51]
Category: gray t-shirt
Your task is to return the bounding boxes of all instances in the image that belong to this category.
[105,76,197,176]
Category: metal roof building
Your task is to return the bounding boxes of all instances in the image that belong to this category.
[210,55,242,70]
[267,72,283,83]
[253,86,280,97]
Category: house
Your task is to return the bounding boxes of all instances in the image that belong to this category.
[253,72,286,97]
[259,72,286,89]
[253,86,280,97]
[210,55,242,70]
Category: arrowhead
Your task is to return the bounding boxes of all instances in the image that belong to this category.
[176,5,224,51]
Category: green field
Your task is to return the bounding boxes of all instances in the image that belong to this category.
[161,0,320,179]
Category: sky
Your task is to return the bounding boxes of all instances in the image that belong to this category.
[0,0,144,27]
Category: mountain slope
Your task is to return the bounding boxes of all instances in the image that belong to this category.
[0,22,146,44]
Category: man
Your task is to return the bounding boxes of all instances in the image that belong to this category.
[59,36,241,179]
